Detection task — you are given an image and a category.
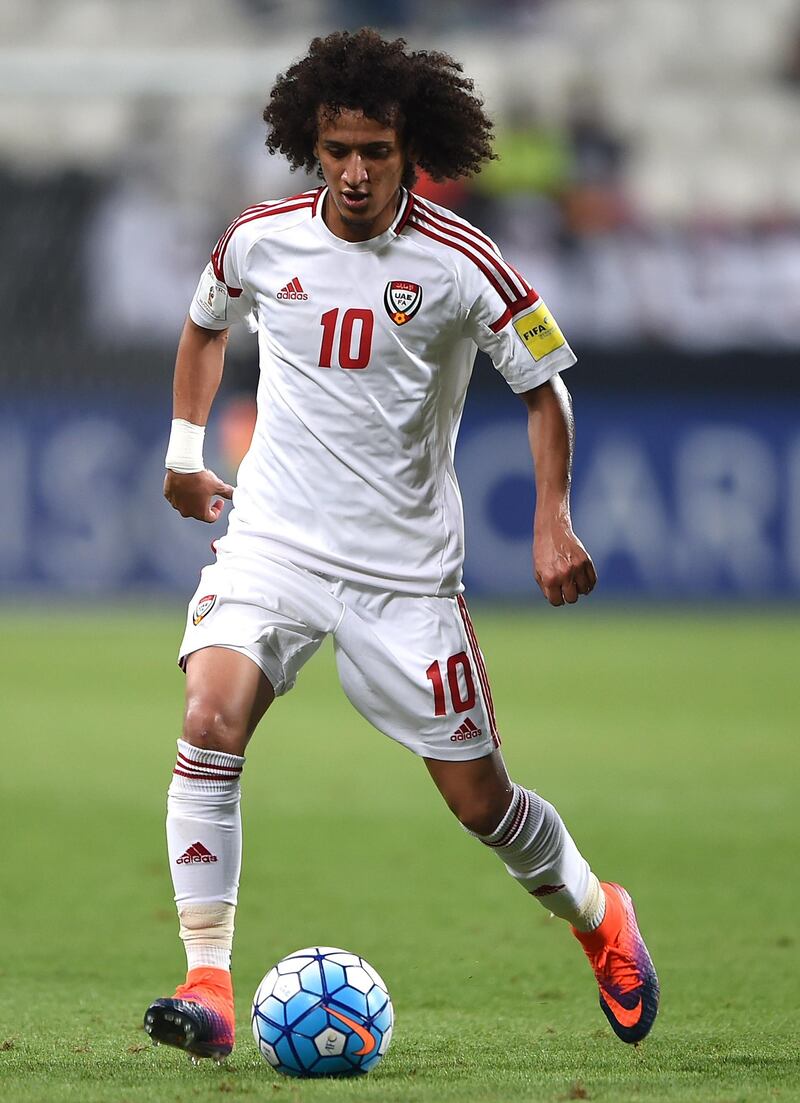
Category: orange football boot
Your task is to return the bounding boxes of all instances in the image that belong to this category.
[144,966,235,1063]
[573,882,659,1044]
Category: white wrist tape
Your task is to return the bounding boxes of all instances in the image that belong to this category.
[165,419,206,473]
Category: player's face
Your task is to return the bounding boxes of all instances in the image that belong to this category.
[315,108,408,243]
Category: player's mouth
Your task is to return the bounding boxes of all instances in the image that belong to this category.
[340,190,370,213]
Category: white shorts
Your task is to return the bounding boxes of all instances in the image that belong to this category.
[179,548,500,761]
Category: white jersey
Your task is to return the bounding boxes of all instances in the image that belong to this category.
[189,187,576,595]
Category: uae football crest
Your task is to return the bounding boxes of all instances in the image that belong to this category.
[193,594,217,625]
[384,281,422,326]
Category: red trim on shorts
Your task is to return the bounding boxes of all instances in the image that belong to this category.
[456,595,500,747]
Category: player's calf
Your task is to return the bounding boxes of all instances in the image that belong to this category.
[467,781,606,928]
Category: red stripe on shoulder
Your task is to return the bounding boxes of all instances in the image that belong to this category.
[412,196,499,254]
[409,218,514,307]
[412,205,528,300]
[211,194,316,281]
[488,289,541,333]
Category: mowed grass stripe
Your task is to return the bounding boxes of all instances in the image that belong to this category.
[1,607,798,1101]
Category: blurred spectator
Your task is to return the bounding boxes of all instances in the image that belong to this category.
[326,0,554,34]
[473,99,569,200]
[779,18,800,84]
[1,168,99,358]
[468,98,568,251]
[328,0,414,30]
[561,85,630,238]
[83,101,210,347]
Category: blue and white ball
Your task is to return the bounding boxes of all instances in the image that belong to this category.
[251,946,394,1078]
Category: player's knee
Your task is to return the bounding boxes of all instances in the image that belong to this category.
[182,700,243,754]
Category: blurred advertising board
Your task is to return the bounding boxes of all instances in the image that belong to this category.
[1,395,798,600]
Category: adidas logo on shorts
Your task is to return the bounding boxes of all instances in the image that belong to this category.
[451,717,482,741]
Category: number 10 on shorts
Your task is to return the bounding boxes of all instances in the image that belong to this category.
[425,652,476,716]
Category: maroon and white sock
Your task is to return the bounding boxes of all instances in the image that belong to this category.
[166,740,245,971]
[472,783,605,930]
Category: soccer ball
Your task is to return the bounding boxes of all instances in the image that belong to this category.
[251,946,394,1077]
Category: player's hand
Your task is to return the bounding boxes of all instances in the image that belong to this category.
[533,522,597,606]
[163,468,234,523]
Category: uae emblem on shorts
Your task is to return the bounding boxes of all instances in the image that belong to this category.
[384,280,422,326]
[193,594,217,625]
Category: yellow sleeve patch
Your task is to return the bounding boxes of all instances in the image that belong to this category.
[512,302,566,361]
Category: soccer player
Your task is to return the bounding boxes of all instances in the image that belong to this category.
[144,29,659,1062]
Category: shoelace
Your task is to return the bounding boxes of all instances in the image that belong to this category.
[593,939,641,995]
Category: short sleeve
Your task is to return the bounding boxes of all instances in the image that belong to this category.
[188,219,257,331]
[463,262,577,393]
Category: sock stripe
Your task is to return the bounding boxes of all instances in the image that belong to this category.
[486,787,530,849]
[176,750,242,776]
[172,767,241,782]
[173,765,242,778]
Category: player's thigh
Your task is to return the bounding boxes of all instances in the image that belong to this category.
[333,589,500,761]
[183,645,275,755]
[178,555,335,752]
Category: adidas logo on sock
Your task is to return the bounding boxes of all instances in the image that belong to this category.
[176,841,219,865]
[277,277,308,301]
[451,717,482,741]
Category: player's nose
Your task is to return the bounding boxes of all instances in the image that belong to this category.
[342,154,368,186]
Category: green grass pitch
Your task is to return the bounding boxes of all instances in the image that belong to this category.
[2,605,798,1102]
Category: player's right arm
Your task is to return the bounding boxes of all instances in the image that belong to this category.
[164,218,258,523]
[163,317,235,523]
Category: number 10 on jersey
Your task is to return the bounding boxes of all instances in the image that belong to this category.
[319,308,374,370]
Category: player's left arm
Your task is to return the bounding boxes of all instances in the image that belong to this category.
[519,375,597,606]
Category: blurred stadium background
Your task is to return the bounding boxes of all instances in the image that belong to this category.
[1,0,798,599]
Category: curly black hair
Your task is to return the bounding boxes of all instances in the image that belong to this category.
[263,29,496,188]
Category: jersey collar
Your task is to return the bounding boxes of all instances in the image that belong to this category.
[311,187,414,251]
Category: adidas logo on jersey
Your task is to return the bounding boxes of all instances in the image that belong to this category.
[451,717,482,741]
[176,841,219,864]
[277,277,308,301]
